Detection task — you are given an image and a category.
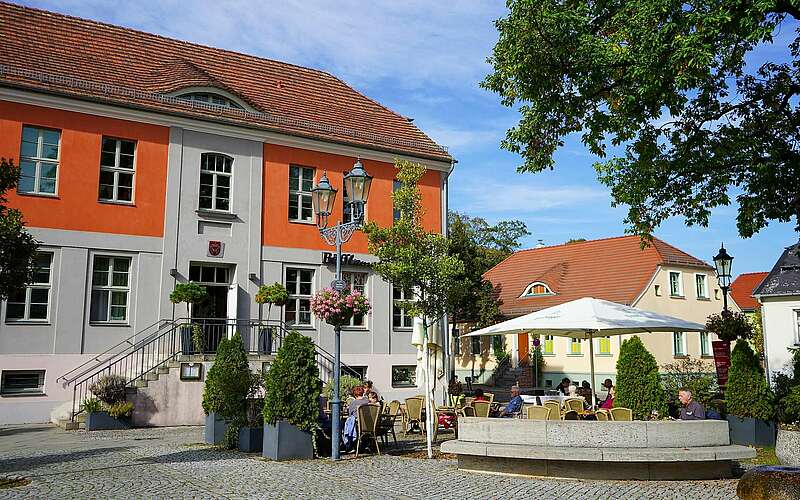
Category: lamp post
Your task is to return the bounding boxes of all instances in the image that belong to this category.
[311,159,372,461]
[713,243,734,313]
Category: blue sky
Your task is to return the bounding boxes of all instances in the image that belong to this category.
[19,1,798,275]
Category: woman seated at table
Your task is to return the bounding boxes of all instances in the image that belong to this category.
[576,380,593,407]
[367,390,380,405]
[556,377,571,396]
[342,386,369,451]
[600,382,615,410]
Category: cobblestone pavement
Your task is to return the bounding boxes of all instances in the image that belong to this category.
[0,425,740,499]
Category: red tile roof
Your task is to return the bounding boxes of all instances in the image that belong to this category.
[484,235,712,317]
[0,2,451,162]
[730,272,768,311]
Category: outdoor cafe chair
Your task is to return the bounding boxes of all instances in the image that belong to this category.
[404,397,424,435]
[595,409,609,421]
[484,392,496,404]
[355,403,381,458]
[563,409,579,420]
[526,405,551,421]
[564,398,584,412]
[609,407,633,421]
[460,405,476,417]
[543,400,561,418]
[472,400,491,418]
[377,404,399,448]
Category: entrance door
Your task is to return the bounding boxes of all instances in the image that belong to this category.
[191,285,228,353]
[518,333,530,367]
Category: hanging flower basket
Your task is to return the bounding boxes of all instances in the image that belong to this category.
[310,288,371,327]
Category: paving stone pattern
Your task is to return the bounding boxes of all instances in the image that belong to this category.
[0,426,739,499]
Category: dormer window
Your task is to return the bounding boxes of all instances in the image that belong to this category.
[176,92,244,110]
[520,281,555,297]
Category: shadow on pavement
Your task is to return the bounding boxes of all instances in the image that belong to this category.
[0,446,130,474]
[0,426,53,438]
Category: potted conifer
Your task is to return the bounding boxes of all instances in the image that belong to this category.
[262,330,321,461]
[775,349,800,465]
[614,336,668,420]
[255,282,288,353]
[169,282,207,354]
[237,370,266,453]
[202,333,250,445]
[726,341,776,446]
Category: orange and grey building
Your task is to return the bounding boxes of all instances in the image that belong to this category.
[0,3,453,423]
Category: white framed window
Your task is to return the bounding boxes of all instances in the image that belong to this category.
[794,310,800,345]
[199,153,233,212]
[695,273,708,299]
[471,336,481,355]
[177,92,244,109]
[392,179,402,223]
[5,252,53,322]
[19,126,60,195]
[189,263,231,285]
[542,335,555,355]
[597,336,612,355]
[700,331,711,357]
[289,166,314,222]
[569,338,582,355]
[392,286,415,329]
[391,365,416,388]
[673,332,686,356]
[0,370,45,395]
[285,267,314,326]
[669,271,683,297]
[90,256,131,323]
[342,271,368,327]
[99,137,136,203]
[520,281,555,297]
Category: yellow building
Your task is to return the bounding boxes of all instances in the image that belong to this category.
[455,236,740,390]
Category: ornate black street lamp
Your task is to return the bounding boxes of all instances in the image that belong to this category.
[713,243,734,313]
[311,159,372,461]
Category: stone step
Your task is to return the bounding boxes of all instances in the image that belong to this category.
[144,372,160,382]
[157,366,171,374]
[57,418,80,431]
[134,379,149,388]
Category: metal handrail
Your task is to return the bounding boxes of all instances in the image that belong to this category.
[65,317,363,421]
[56,319,176,386]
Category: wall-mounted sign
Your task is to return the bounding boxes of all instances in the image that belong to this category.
[321,252,370,267]
[180,362,203,381]
[208,240,224,258]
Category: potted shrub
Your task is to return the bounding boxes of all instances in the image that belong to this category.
[775,349,800,465]
[262,330,321,461]
[615,336,668,420]
[726,341,776,446]
[255,282,288,353]
[169,282,208,354]
[237,370,266,453]
[202,333,250,445]
[85,374,132,430]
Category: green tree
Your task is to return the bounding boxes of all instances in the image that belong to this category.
[615,336,667,420]
[0,158,38,300]
[750,309,765,358]
[726,341,774,420]
[262,331,321,438]
[363,159,465,457]
[447,211,529,328]
[484,2,800,239]
[202,333,251,425]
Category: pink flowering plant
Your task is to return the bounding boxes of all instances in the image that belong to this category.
[310,287,371,327]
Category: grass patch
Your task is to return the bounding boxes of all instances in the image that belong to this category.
[0,476,31,489]
[744,446,779,466]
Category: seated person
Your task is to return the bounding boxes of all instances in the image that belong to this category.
[473,388,489,402]
[363,380,380,401]
[599,379,614,408]
[678,388,705,420]
[600,386,615,410]
[367,390,380,405]
[342,386,368,450]
[556,377,571,396]
[500,386,523,418]
[576,380,593,407]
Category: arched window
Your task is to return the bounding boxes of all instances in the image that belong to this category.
[199,153,232,211]
[520,281,555,297]
[177,92,243,110]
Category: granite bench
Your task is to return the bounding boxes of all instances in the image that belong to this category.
[440,417,756,480]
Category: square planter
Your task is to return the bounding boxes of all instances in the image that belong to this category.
[727,415,776,447]
[204,412,230,445]
[776,428,800,466]
[85,411,131,431]
[262,420,313,461]
[238,426,264,453]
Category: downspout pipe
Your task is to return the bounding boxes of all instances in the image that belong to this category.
[441,158,456,404]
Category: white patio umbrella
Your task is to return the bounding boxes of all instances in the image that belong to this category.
[412,317,443,458]
[463,297,706,407]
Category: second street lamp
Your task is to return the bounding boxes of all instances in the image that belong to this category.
[311,159,372,461]
[713,243,734,313]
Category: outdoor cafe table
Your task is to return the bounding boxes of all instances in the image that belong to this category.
[521,395,585,406]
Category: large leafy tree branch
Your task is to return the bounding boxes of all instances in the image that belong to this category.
[483,0,800,239]
[0,158,38,300]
